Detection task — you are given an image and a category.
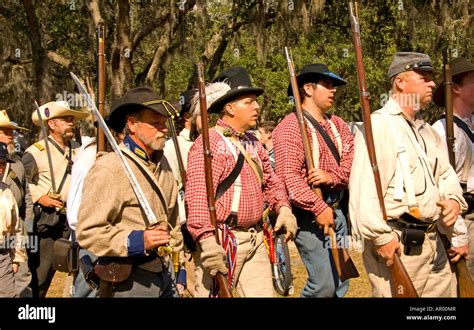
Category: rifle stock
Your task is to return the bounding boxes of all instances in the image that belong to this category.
[349,1,417,297]
[284,47,359,282]
[197,63,232,298]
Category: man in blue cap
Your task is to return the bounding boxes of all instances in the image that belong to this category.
[273,63,355,297]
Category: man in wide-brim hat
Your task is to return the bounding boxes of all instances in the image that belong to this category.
[273,62,354,297]
[77,86,182,297]
[432,57,474,280]
[185,66,297,297]
[0,110,34,297]
[22,100,86,297]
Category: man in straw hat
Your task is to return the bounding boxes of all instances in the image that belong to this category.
[432,57,474,279]
[0,110,33,297]
[22,100,88,297]
[0,141,27,297]
[185,66,297,297]
[272,63,354,297]
[76,87,182,297]
[349,52,466,297]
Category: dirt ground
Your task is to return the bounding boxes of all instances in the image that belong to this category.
[47,240,371,298]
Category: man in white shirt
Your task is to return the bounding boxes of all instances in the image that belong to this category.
[432,57,474,278]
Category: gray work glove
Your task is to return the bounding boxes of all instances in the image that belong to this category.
[170,225,184,253]
[198,236,228,277]
[274,206,298,241]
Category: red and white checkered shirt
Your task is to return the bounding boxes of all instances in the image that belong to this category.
[273,112,354,216]
[185,119,290,241]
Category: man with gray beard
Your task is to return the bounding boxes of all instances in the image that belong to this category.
[76,87,182,297]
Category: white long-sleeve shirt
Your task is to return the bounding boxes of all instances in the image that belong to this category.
[66,136,97,232]
[349,98,466,246]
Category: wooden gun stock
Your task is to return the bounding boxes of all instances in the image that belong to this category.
[390,254,419,297]
[197,62,233,298]
[349,1,417,297]
[284,47,359,282]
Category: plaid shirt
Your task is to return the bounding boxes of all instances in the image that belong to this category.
[273,112,354,216]
[185,119,290,241]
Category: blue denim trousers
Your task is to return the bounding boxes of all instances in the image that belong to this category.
[294,195,350,297]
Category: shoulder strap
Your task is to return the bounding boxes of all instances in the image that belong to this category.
[453,117,474,143]
[56,142,73,195]
[440,114,474,143]
[303,111,341,165]
[215,152,244,200]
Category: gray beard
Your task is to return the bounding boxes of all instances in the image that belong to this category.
[136,131,166,151]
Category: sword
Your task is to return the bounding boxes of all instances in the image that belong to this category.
[33,100,58,196]
[70,72,172,256]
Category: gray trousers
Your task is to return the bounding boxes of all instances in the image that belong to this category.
[111,267,177,298]
[0,249,16,297]
[14,261,32,297]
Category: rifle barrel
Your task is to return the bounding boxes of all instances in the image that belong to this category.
[97,23,106,152]
[197,63,233,298]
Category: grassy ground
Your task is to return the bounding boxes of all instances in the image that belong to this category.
[47,239,371,298]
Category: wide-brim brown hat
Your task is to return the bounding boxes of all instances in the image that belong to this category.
[32,101,89,127]
[287,63,347,96]
[0,110,29,131]
[107,87,178,132]
[433,57,474,107]
[209,66,263,114]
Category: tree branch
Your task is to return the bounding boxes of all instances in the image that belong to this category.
[47,51,72,69]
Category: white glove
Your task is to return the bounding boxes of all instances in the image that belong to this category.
[274,206,298,241]
[199,236,228,276]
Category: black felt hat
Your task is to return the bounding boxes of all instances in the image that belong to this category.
[107,87,178,132]
[178,88,198,114]
[208,66,264,113]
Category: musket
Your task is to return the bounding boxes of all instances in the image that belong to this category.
[284,47,359,282]
[444,49,455,166]
[441,49,474,297]
[349,1,418,297]
[70,72,173,258]
[197,62,233,298]
[97,23,106,152]
[33,100,58,197]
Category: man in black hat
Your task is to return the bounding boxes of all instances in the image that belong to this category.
[76,87,182,297]
[432,57,474,278]
[272,63,354,297]
[185,67,297,297]
[349,52,466,297]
